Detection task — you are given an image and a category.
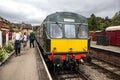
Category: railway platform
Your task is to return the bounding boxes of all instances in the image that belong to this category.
[91,41,120,53]
[0,42,49,80]
[90,41,120,67]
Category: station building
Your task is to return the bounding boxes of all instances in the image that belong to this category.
[0,17,11,31]
[11,22,32,35]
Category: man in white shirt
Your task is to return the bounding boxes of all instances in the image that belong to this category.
[12,28,22,56]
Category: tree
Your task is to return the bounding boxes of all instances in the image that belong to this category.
[112,11,120,26]
[88,15,112,31]
[88,14,99,31]
[103,16,111,29]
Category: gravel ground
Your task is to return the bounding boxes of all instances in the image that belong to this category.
[79,64,113,80]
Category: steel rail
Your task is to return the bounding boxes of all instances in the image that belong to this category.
[91,58,120,79]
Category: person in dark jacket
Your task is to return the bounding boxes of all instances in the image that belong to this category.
[29,31,35,48]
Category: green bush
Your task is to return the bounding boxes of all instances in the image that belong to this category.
[0,42,14,61]
[0,48,8,61]
[0,50,4,61]
[3,43,14,53]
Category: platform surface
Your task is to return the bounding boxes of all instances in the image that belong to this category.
[0,42,48,80]
[91,41,120,53]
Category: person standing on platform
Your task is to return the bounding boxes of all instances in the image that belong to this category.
[29,31,35,48]
[12,27,22,56]
[23,32,28,49]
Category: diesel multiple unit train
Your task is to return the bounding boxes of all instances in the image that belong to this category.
[36,12,90,70]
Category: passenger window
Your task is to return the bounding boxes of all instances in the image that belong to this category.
[78,25,88,38]
[50,24,63,38]
[65,25,76,38]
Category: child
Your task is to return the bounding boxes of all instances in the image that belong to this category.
[23,32,28,48]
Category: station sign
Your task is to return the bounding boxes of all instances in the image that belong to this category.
[64,18,75,22]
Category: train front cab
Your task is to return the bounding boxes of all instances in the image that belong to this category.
[45,23,90,64]
[37,12,91,70]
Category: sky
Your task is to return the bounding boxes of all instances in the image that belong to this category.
[0,0,120,26]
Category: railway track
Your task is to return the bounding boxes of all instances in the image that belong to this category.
[90,47,120,67]
[89,58,120,80]
[51,69,91,80]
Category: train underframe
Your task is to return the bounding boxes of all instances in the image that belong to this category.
[47,53,91,72]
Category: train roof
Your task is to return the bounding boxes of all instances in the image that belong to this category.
[105,26,120,31]
[44,12,87,23]
[90,31,102,32]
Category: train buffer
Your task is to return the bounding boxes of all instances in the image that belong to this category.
[0,42,50,80]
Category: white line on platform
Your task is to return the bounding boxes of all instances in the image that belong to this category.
[36,42,52,80]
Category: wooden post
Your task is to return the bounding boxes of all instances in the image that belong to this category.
[6,32,9,46]
[0,30,2,48]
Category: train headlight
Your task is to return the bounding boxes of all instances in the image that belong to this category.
[53,47,56,50]
[83,47,87,51]
[52,47,56,52]
[69,48,73,52]
[80,59,84,65]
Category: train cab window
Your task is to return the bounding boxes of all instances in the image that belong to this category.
[78,25,88,38]
[50,24,63,38]
[65,24,76,38]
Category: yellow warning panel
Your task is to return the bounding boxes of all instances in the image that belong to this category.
[51,39,88,53]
